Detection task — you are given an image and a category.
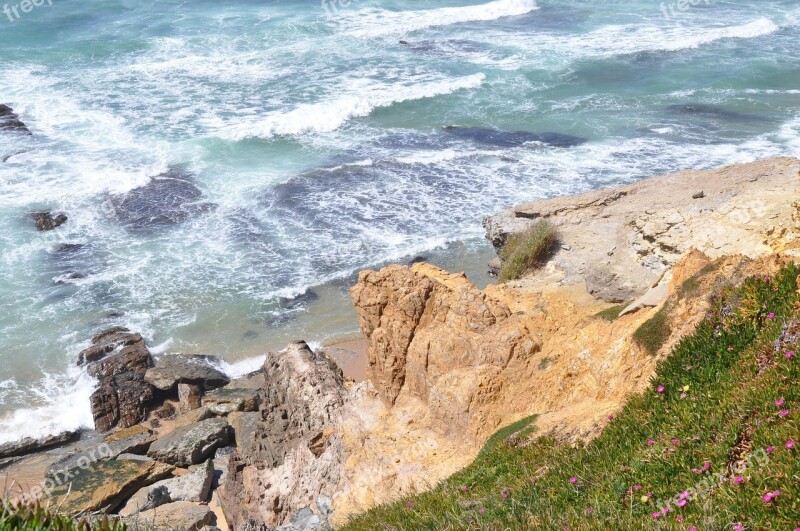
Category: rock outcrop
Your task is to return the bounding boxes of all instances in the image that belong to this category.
[484,157,800,302]
[219,341,346,529]
[0,104,31,134]
[83,327,157,432]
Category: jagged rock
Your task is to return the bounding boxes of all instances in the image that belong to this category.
[45,459,173,515]
[147,418,231,467]
[84,329,156,433]
[202,387,260,415]
[119,459,214,516]
[178,383,202,413]
[219,341,345,529]
[0,431,79,459]
[145,354,229,392]
[0,105,31,134]
[128,501,215,530]
[91,373,156,432]
[30,211,67,231]
[49,426,156,474]
[174,406,215,429]
[78,327,145,365]
[87,343,153,379]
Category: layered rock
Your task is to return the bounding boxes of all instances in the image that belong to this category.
[144,354,230,392]
[82,327,157,432]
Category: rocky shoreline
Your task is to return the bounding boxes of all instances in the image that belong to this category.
[2,157,799,530]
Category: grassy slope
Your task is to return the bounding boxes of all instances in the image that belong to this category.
[344,265,800,530]
[0,503,126,531]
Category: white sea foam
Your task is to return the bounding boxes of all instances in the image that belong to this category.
[340,0,538,38]
[0,369,95,445]
[215,73,485,140]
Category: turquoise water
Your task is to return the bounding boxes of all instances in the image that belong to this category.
[0,0,799,442]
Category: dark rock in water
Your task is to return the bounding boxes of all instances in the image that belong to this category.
[31,211,68,231]
[53,242,84,254]
[147,418,231,467]
[443,126,587,148]
[144,354,230,392]
[87,342,153,380]
[279,290,319,310]
[0,105,31,134]
[399,40,409,45]
[242,330,259,341]
[82,327,158,432]
[408,256,428,266]
[78,326,145,365]
[0,431,80,459]
[109,168,215,231]
[666,104,767,123]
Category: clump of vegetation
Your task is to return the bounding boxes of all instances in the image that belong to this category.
[498,221,558,282]
[0,502,126,530]
[594,303,629,322]
[633,306,671,355]
[344,264,800,530]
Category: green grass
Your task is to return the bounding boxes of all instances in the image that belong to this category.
[344,264,800,530]
[0,502,126,530]
[498,221,558,282]
[633,306,672,356]
[594,303,629,322]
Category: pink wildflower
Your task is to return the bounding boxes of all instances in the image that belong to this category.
[406,502,413,509]
[677,499,687,508]
[680,491,688,500]
[786,351,794,359]
[767,446,774,453]
[776,398,785,407]
[734,524,744,531]
[767,312,775,320]
[657,385,665,393]
[734,476,744,484]
[569,477,577,484]
[703,462,711,471]
[779,409,790,418]
[676,515,684,522]
[647,439,655,446]
[787,440,796,449]
[763,493,773,503]
[672,438,680,445]
[633,485,642,491]
[651,511,661,519]
[478,508,485,514]
[460,485,468,491]
[502,491,509,499]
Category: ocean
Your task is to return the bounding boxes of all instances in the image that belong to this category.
[0,0,798,443]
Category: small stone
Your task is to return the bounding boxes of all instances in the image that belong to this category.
[692,191,705,199]
[130,501,215,530]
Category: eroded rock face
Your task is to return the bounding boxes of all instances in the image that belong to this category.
[0,104,31,134]
[219,341,346,530]
[119,458,214,515]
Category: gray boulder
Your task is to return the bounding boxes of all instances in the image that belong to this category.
[147,418,231,467]
[202,387,260,415]
[119,458,214,515]
[129,501,215,530]
[145,355,229,392]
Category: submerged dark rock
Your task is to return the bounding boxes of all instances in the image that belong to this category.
[109,168,215,231]
[443,126,587,148]
[31,211,68,231]
[666,104,767,123]
[279,290,319,310]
